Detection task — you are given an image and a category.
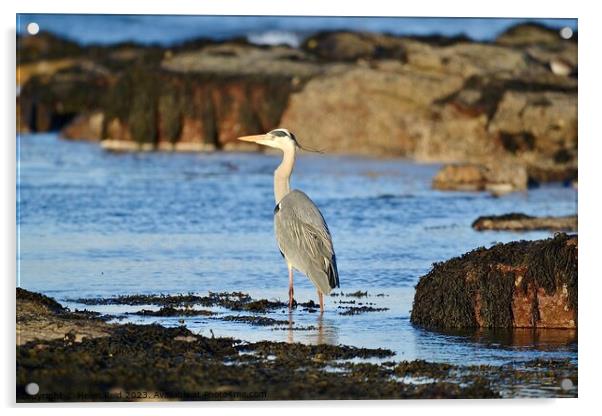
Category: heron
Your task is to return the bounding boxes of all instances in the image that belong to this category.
[238,129,339,313]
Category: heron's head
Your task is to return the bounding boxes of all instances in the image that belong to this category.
[237,129,300,151]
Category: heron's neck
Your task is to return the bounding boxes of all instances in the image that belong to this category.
[274,146,296,204]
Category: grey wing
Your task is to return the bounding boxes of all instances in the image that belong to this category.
[274,190,339,295]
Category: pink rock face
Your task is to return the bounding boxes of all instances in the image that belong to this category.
[511,282,537,328]
[412,234,577,329]
[534,286,576,328]
[178,117,204,143]
[508,283,576,329]
[474,256,577,329]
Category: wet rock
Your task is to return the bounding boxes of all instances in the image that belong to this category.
[338,306,389,316]
[17,288,111,345]
[395,360,453,378]
[344,290,368,298]
[219,315,290,326]
[16,289,575,400]
[432,162,528,193]
[472,213,577,232]
[71,291,288,313]
[240,340,394,360]
[411,233,577,329]
[130,307,216,317]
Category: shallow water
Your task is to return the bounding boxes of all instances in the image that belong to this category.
[18,133,577,372]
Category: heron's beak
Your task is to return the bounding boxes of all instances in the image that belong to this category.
[237,134,269,145]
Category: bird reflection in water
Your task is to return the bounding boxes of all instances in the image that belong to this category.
[286,311,339,345]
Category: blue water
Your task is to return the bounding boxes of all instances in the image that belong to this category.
[16,14,577,47]
[17,133,577,374]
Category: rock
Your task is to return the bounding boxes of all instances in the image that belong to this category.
[17,31,82,64]
[19,61,113,133]
[411,233,577,329]
[526,161,578,183]
[301,31,407,62]
[281,65,464,157]
[17,288,110,345]
[495,22,570,47]
[472,213,577,231]
[432,164,485,191]
[17,29,577,183]
[432,162,528,192]
[17,58,78,87]
[549,57,575,77]
[162,42,323,79]
[488,90,577,157]
[61,111,104,140]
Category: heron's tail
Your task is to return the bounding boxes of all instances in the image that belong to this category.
[328,254,340,290]
[311,255,339,295]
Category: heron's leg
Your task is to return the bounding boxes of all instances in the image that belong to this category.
[318,291,324,314]
[288,264,294,309]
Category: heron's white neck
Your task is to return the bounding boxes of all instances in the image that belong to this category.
[274,145,296,204]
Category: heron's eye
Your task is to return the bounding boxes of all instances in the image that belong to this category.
[270,130,288,138]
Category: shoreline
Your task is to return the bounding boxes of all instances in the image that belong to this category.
[17,288,577,401]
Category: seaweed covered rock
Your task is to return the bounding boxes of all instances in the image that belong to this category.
[472,213,577,232]
[411,233,577,329]
[18,289,508,400]
[19,62,113,133]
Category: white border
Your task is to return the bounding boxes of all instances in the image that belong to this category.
[3,1,600,415]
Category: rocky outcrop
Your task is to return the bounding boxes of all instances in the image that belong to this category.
[283,26,577,182]
[19,42,316,150]
[495,22,576,47]
[411,233,577,329]
[432,162,528,194]
[472,213,577,231]
[17,23,577,182]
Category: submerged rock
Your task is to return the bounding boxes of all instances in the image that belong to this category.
[472,213,577,232]
[411,233,577,329]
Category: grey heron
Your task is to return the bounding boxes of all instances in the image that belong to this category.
[238,129,339,313]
